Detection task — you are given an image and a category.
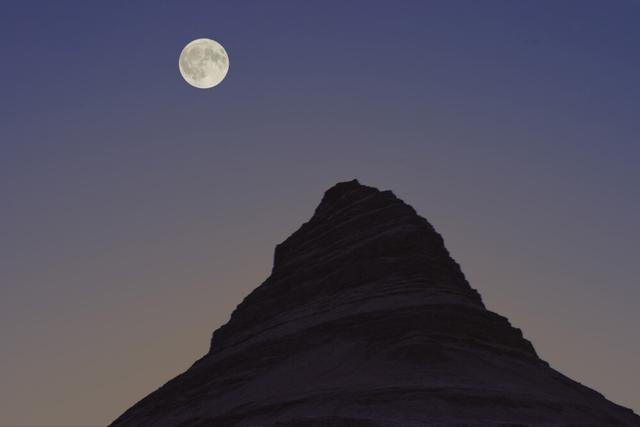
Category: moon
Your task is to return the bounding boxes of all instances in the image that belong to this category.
[179,38,229,89]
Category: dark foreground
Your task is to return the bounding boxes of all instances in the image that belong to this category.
[111,180,640,427]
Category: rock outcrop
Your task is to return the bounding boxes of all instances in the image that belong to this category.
[111,180,640,427]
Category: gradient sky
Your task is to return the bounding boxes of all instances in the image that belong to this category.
[1,1,639,425]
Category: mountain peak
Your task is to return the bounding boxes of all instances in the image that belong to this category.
[314,179,369,210]
[313,179,400,215]
[273,179,418,273]
[111,181,640,427]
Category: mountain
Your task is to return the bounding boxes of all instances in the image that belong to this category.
[111,180,640,427]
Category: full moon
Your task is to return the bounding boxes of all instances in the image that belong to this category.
[178,38,229,89]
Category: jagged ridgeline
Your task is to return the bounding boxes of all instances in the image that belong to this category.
[111,180,639,427]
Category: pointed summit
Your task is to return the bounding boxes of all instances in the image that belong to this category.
[111,181,639,427]
[273,179,468,293]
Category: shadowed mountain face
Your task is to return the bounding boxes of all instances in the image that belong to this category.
[111,180,640,427]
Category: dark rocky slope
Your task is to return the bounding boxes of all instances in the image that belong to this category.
[111,180,640,427]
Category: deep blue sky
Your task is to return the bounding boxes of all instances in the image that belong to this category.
[1,1,639,425]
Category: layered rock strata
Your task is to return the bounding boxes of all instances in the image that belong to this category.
[111,180,639,427]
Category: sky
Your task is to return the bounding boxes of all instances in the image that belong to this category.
[1,1,639,425]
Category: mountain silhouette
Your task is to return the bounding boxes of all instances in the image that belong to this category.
[111,180,639,427]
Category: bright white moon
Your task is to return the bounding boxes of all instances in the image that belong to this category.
[179,38,229,89]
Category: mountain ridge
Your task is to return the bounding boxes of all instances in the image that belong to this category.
[111,180,639,427]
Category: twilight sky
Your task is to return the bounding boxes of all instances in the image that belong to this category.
[1,1,639,425]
